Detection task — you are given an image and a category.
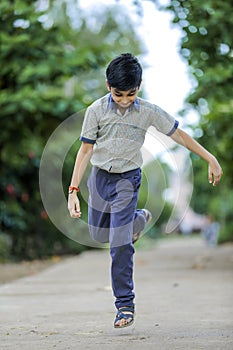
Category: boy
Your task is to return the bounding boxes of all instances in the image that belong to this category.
[68,53,222,328]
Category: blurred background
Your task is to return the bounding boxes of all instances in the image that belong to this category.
[0,0,232,264]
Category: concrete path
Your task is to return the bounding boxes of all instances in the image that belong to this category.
[0,236,233,350]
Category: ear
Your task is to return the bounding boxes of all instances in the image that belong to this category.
[106,80,111,91]
[138,80,142,90]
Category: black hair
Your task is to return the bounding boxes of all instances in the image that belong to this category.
[106,53,142,90]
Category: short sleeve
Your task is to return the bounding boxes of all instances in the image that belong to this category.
[150,105,179,136]
[80,106,98,144]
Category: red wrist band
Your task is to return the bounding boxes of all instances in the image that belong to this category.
[68,186,80,194]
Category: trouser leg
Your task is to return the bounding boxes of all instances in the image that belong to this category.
[87,167,110,243]
[110,243,135,309]
[87,167,143,309]
[109,170,141,308]
[133,209,147,234]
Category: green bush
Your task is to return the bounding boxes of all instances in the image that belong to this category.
[0,232,12,262]
[0,0,143,260]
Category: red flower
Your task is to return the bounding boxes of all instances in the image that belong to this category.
[6,184,15,195]
[40,210,48,220]
[21,193,29,202]
[28,151,36,159]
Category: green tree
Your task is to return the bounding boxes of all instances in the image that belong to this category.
[131,0,232,240]
[0,0,144,259]
[162,0,233,242]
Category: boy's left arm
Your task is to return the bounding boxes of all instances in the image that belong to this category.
[170,128,223,187]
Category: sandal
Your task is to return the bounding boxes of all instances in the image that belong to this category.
[114,306,135,328]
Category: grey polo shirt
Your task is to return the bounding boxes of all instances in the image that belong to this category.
[80,93,179,173]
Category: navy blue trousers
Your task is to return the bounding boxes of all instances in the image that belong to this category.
[87,166,146,309]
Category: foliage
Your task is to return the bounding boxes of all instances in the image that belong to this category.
[0,232,11,262]
[138,159,173,239]
[161,0,233,241]
[0,0,144,259]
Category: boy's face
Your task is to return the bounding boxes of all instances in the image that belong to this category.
[106,81,140,110]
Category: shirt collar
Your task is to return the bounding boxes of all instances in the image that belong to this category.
[106,93,140,113]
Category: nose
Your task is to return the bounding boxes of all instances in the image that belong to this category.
[120,97,130,104]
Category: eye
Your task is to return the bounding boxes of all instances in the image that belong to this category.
[128,90,137,96]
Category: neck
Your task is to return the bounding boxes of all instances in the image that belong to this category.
[118,107,127,115]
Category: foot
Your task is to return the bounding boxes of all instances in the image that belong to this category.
[132,209,152,244]
[114,306,135,328]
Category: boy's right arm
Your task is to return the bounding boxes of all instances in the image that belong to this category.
[68,142,94,218]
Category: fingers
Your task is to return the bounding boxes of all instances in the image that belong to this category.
[213,172,223,187]
[69,203,81,218]
[208,172,213,185]
[208,168,223,187]
[213,176,221,187]
[68,199,82,218]
[70,210,82,218]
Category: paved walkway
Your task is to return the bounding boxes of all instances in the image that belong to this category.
[0,236,233,350]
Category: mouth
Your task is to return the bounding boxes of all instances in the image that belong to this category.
[118,103,131,108]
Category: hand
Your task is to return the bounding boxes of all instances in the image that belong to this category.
[208,157,223,187]
[68,192,82,218]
